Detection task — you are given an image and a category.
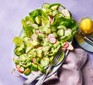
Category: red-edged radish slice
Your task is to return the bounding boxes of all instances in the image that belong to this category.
[63,42,74,50]
[67,43,74,50]
[49,37,57,44]
[16,65,24,73]
[64,42,69,48]
[47,34,55,40]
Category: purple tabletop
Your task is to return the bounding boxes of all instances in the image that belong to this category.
[0,0,93,85]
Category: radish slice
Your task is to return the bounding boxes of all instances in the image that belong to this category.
[63,42,74,50]
[67,43,74,50]
[47,34,55,40]
[64,42,69,48]
[49,37,57,44]
[16,65,24,73]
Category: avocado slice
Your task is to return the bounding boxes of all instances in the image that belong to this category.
[30,63,38,71]
[24,68,31,75]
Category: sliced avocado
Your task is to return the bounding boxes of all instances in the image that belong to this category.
[30,63,38,71]
[14,44,25,56]
[24,68,31,75]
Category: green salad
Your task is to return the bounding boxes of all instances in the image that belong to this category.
[13,3,78,75]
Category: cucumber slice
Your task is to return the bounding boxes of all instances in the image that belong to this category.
[42,3,50,9]
[20,54,27,62]
[58,5,65,12]
[30,63,38,71]
[49,3,61,10]
[60,34,73,42]
[61,9,71,17]
[58,5,71,18]
[65,29,72,36]
[40,57,49,67]
[24,68,31,75]
[57,29,65,37]
[57,25,66,30]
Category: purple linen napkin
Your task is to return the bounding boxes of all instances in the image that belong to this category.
[43,48,93,85]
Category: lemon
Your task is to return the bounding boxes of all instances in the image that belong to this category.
[80,18,93,34]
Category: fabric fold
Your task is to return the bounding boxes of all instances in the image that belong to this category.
[42,48,93,85]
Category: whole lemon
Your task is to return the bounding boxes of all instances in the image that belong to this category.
[80,18,93,34]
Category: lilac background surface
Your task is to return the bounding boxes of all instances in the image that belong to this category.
[0,0,93,85]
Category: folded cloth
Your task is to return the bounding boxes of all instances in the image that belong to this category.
[43,48,93,85]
